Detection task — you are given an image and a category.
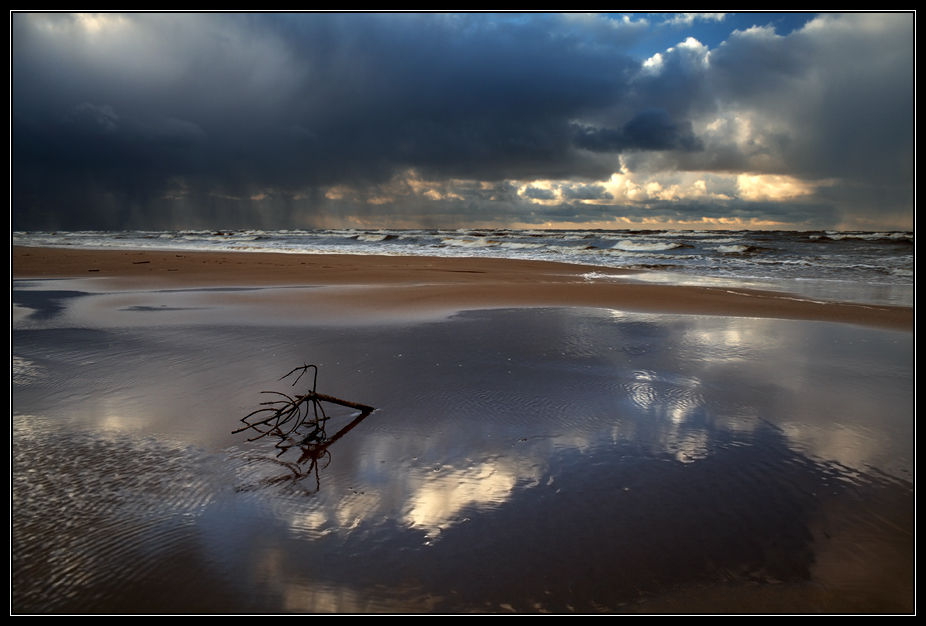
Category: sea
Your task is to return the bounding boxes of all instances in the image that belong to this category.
[14,228,913,307]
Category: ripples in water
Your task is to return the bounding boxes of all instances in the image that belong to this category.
[12,304,913,612]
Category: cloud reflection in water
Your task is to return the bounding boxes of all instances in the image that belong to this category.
[12,296,912,612]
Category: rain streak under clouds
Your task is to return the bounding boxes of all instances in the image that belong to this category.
[12,13,913,232]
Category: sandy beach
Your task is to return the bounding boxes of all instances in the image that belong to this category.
[12,247,914,613]
[12,247,914,329]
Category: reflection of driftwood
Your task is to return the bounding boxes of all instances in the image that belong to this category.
[234,364,375,451]
[249,409,374,494]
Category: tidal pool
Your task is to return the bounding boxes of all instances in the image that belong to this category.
[12,282,913,613]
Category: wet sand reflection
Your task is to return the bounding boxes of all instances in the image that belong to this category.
[12,284,913,613]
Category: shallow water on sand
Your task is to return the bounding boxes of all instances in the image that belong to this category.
[12,282,913,613]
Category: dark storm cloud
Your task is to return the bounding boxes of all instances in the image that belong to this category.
[11,13,914,230]
[522,186,558,201]
[561,184,613,201]
[573,109,703,153]
[12,13,642,228]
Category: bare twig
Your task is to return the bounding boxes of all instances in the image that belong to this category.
[234,364,375,450]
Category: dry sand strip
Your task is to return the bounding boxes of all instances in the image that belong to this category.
[13,247,913,331]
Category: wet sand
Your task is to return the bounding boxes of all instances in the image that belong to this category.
[12,247,914,613]
[13,247,914,329]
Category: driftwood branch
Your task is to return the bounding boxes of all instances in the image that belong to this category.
[233,364,375,450]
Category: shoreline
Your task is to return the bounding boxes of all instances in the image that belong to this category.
[13,246,913,330]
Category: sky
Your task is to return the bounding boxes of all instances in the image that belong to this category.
[11,12,915,232]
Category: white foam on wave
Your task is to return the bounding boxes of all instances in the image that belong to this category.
[610,239,681,252]
[500,241,544,250]
[442,237,497,248]
[581,271,625,281]
[825,231,912,241]
[716,245,750,254]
